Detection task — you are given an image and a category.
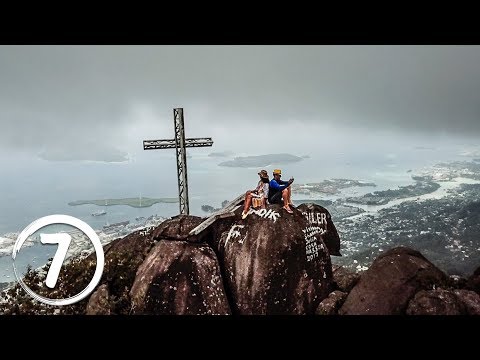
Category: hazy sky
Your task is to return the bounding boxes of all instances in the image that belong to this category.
[1,45,479,159]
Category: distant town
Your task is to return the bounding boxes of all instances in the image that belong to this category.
[2,160,480,289]
[344,180,440,205]
[333,161,480,276]
[201,160,480,277]
[63,214,166,259]
[293,178,376,196]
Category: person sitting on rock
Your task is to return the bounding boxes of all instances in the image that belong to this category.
[242,169,270,219]
[268,169,294,214]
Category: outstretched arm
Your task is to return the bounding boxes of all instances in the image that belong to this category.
[270,179,289,191]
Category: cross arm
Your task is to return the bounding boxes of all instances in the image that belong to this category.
[143,139,176,150]
[144,137,213,150]
[184,138,214,147]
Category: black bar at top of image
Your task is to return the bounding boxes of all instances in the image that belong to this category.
[1,28,480,45]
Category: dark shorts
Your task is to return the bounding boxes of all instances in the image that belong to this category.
[269,191,283,205]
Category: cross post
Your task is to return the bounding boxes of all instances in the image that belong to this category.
[143,108,213,215]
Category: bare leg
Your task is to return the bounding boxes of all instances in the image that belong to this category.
[286,187,293,206]
[282,189,293,213]
[242,191,253,218]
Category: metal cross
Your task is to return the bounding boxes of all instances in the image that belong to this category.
[143,108,213,215]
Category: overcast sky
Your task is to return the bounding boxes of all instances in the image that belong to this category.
[1,45,479,158]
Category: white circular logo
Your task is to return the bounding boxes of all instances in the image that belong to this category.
[11,215,105,306]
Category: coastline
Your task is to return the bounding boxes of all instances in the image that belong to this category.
[2,159,480,283]
[68,197,178,208]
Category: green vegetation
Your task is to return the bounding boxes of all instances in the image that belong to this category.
[336,183,480,276]
[69,197,178,208]
[0,229,163,315]
[293,179,377,195]
[345,181,440,205]
[0,258,96,315]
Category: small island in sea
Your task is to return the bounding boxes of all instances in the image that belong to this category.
[201,200,229,213]
[344,181,440,205]
[208,151,235,158]
[293,178,377,195]
[218,153,303,168]
[68,197,178,208]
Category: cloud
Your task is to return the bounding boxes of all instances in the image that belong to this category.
[1,45,479,159]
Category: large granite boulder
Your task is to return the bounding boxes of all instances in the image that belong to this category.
[86,284,111,315]
[130,240,231,315]
[453,289,480,315]
[1,205,344,316]
[82,215,230,315]
[297,203,341,256]
[467,266,480,294]
[406,289,480,315]
[333,266,360,293]
[87,227,157,314]
[64,215,208,315]
[209,203,336,314]
[406,289,464,315]
[339,247,449,315]
[152,214,204,242]
[316,290,347,315]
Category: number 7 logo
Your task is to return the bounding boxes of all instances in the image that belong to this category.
[12,215,104,306]
[40,233,72,289]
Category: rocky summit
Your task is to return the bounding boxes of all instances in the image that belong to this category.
[336,247,480,315]
[208,203,337,314]
[1,202,479,315]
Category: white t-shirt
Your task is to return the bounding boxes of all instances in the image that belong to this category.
[253,180,269,199]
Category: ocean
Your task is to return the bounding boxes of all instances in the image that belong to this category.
[0,135,476,283]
